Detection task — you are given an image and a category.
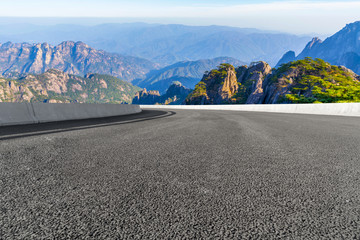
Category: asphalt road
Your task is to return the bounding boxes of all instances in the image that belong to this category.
[1,109,360,239]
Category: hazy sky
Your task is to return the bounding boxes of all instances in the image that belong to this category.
[0,0,359,35]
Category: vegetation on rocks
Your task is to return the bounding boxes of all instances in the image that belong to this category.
[132,81,192,105]
[185,58,360,105]
[0,69,141,103]
[278,58,360,103]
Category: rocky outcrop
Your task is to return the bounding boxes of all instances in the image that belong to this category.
[0,41,158,82]
[185,64,240,104]
[219,68,239,101]
[0,69,141,103]
[240,62,272,104]
[161,82,192,105]
[132,82,192,105]
[132,89,161,104]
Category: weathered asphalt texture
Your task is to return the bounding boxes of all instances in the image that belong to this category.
[1,109,360,239]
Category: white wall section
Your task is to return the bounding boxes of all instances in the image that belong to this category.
[0,103,141,126]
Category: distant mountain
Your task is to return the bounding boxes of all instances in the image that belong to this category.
[0,23,311,66]
[186,59,360,105]
[0,69,141,103]
[0,41,158,82]
[276,51,296,68]
[132,82,192,105]
[276,21,360,74]
[133,57,246,94]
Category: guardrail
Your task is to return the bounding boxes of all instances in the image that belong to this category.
[141,103,360,117]
[0,103,142,126]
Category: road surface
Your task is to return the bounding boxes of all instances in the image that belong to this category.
[1,109,359,239]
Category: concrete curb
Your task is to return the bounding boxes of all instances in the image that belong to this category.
[0,103,142,126]
[140,103,360,117]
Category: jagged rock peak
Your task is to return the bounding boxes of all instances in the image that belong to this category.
[137,88,160,96]
[343,21,360,31]
[219,66,238,100]
[132,81,192,105]
[305,37,323,50]
[132,88,161,104]
[249,61,272,72]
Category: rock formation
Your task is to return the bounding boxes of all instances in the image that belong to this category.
[132,82,192,105]
[132,89,161,105]
[237,61,272,104]
[185,64,240,104]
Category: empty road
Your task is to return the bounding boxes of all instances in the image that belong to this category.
[1,109,360,239]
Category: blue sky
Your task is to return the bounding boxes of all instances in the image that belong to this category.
[0,0,359,35]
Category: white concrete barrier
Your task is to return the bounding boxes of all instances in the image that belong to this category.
[0,103,141,126]
[0,103,37,126]
[141,103,360,117]
[32,103,141,123]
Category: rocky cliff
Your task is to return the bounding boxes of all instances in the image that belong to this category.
[185,64,240,104]
[132,89,161,105]
[0,41,158,82]
[132,82,192,105]
[0,69,141,103]
[237,61,272,104]
[186,58,360,104]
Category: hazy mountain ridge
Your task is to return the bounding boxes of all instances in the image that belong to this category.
[0,69,141,103]
[276,21,360,74]
[134,57,247,94]
[0,41,158,82]
[0,23,311,66]
[186,58,360,105]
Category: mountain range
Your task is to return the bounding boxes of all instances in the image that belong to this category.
[0,69,141,103]
[0,41,158,82]
[0,23,311,66]
[133,57,246,94]
[276,21,360,75]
